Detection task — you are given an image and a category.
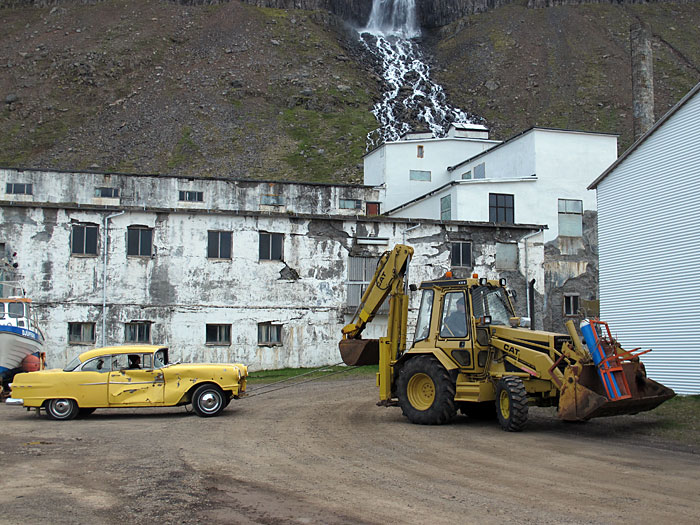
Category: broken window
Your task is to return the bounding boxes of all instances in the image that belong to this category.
[259,232,283,261]
[440,195,451,221]
[489,193,514,224]
[68,322,95,344]
[451,242,472,268]
[179,190,203,202]
[6,182,32,195]
[127,226,153,257]
[206,324,231,345]
[125,321,151,343]
[409,170,431,181]
[340,199,362,210]
[71,224,98,256]
[95,187,119,198]
[258,322,282,345]
[564,294,580,317]
[261,185,284,206]
[347,256,389,314]
[208,231,232,259]
[558,199,583,237]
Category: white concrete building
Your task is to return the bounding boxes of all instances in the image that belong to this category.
[369,126,618,243]
[1,167,544,370]
[588,81,700,394]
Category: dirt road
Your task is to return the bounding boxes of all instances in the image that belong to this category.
[1,377,698,524]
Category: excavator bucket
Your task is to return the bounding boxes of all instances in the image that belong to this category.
[339,338,379,366]
[558,360,675,421]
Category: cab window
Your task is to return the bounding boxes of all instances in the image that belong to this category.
[111,354,128,370]
[440,292,468,338]
[153,349,168,368]
[81,356,109,372]
[413,290,434,343]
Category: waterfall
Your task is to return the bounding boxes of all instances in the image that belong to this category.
[364,0,420,39]
[359,0,481,149]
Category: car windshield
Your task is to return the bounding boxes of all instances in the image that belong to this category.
[471,286,514,326]
[63,355,82,371]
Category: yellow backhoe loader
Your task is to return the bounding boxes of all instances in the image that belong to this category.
[339,244,674,431]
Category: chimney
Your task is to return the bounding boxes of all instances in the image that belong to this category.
[630,22,655,140]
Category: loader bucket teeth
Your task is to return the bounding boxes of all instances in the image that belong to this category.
[339,339,380,366]
[558,362,675,421]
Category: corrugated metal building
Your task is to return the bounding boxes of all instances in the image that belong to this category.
[589,82,700,395]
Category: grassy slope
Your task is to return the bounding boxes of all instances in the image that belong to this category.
[1,1,699,179]
[431,1,700,151]
[0,0,376,182]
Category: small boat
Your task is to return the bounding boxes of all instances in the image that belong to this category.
[0,281,45,392]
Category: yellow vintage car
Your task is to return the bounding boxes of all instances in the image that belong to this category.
[5,345,247,420]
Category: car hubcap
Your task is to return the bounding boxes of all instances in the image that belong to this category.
[200,391,221,413]
[407,373,435,411]
[52,399,72,416]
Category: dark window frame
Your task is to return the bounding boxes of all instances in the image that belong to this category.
[6,182,33,195]
[451,242,472,268]
[127,226,153,257]
[68,322,96,344]
[259,232,284,261]
[95,187,120,198]
[179,190,203,202]
[208,230,232,259]
[489,193,514,224]
[564,294,580,317]
[125,321,152,343]
[206,324,232,345]
[258,322,283,346]
[71,224,99,256]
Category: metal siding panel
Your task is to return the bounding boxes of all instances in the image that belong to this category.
[596,91,700,394]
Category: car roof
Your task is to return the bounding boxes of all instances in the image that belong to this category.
[79,345,168,362]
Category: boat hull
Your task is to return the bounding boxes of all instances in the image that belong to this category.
[0,326,44,375]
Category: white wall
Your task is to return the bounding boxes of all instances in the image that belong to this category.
[385,129,617,243]
[595,89,700,394]
[364,138,499,211]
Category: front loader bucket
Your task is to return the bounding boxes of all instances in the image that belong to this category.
[339,338,379,366]
[558,361,675,421]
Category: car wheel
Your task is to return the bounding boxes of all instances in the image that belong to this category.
[45,399,79,421]
[192,384,225,417]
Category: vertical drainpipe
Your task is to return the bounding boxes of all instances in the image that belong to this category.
[102,211,125,347]
[520,228,543,329]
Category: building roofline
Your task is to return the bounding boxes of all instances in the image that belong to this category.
[0,199,544,231]
[385,177,537,215]
[0,166,370,190]
[588,81,700,190]
[362,136,500,158]
[447,127,619,173]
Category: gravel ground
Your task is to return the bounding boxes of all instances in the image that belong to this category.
[1,377,699,524]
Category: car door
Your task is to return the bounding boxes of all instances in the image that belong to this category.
[107,353,165,406]
[437,291,475,370]
[72,356,111,407]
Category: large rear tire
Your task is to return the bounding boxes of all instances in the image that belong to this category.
[397,355,456,425]
[45,398,79,421]
[192,384,226,418]
[496,376,528,432]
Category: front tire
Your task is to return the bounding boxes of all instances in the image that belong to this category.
[45,398,79,421]
[397,355,456,425]
[496,376,529,432]
[192,384,226,418]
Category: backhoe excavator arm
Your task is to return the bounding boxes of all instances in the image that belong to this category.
[339,244,413,401]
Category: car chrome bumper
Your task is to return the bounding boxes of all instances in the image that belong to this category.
[5,397,24,406]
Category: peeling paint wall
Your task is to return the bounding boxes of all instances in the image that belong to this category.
[543,210,599,333]
[1,168,544,370]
